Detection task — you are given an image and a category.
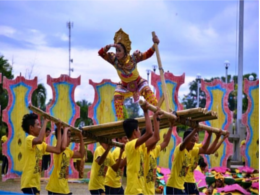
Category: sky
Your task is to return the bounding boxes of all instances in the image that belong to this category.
[0,0,259,104]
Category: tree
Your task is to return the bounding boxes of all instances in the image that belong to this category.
[75,100,93,128]
[124,98,142,118]
[31,83,47,111]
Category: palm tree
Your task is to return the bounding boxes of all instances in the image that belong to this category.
[75,100,93,128]
[32,83,47,111]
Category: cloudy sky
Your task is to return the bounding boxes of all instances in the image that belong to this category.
[0,0,258,103]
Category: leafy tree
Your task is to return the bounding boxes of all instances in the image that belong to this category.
[75,100,93,128]
[124,98,142,118]
[31,83,47,111]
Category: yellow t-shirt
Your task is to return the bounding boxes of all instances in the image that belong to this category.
[21,135,47,191]
[166,144,190,190]
[125,139,146,195]
[88,146,115,191]
[104,147,126,188]
[185,146,200,183]
[195,143,203,148]
[144,145,161,195]
[1,135,7,143]
[45,147,74,194]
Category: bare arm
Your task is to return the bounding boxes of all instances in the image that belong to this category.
[73,132,85,158]
[119,157,127,169]
[135,102,153,148]
[146,110,162,150]
[211,132,230,154]
[46,122,62,154]
[205,132,221,154]
[111,148,124,172]
[160,124,173,150]
[96,145,111,166]
[199,131,212,154]
[180,128,199,151]
[32,119,48,145]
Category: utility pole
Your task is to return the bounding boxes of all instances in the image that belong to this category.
[235,0,244,162]
[67,21,74,76]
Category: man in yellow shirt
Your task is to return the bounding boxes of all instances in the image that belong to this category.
[1,128,8,177]
[166,128,199,195]
[123,101,157,195]
[88,142,123,195]
[45,127,85,195]
[21,113,62,195]
[143,115,173,195]
[104,136,128,195]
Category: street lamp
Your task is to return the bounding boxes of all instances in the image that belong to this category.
[249,75,254,81]
[146,69,151,85]
[152,65,157,73]
[196,73,201,108]
[224,60,230,83]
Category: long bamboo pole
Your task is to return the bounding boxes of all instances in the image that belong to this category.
[28,104,124,147]
[139,100,227,135]
[152,31,170,112]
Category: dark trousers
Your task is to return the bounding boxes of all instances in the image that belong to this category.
[1,155,8,174]
[184,182,199,195]
[22,187,40,195]
[166,186,187,195]
[90,189,105,195]
[105,185,124,195]
[42,155,51,171]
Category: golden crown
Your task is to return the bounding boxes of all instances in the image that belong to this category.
[114,28,131,54]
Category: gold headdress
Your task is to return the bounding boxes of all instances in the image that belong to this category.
[114,28,131,54]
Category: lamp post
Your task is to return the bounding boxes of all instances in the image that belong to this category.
[196,73,201,108]
[249,75,254,81]
[152,65,157,73]
[146,69,151,85]
[224,60,230,83]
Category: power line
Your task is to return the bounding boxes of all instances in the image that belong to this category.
[67,21,74,76]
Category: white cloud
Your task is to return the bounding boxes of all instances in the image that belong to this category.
[0,25,16,37]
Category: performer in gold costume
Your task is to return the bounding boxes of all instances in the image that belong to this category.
[98,29,159,120]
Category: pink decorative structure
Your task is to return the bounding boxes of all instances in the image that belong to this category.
[151,71,184,168]
[200,79,233,168]
[88,79,117,153]
[241,78,259,169]
[45,74,80,178]
[2,75,37,181]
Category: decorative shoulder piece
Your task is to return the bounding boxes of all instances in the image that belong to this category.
[114,28,132,54]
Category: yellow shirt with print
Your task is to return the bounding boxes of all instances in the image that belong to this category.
[104,147,126,188]
[144,145,161,195]
[45,147,74,194]
[166,144,190,190]
[185,146,200,183]
[21,135,47,191]
[125,139,146,195]
[88,146,115,191]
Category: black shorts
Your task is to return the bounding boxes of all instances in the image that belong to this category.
[21,188,40,195]
[166,186,187,195]
[105,185,124,195]
[48,191,72,195]
[90,189,105,195]
[184,182,199,195]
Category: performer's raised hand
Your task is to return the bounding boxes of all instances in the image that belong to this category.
[152,35,160,44]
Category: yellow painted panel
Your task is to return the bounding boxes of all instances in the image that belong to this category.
[157,128,175,168]
[248,88,259,169]
[96,84,116,124]
[52,84,72,122]
[160,82,176,111]
[10,85,29,172]
[208,89,225,168]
